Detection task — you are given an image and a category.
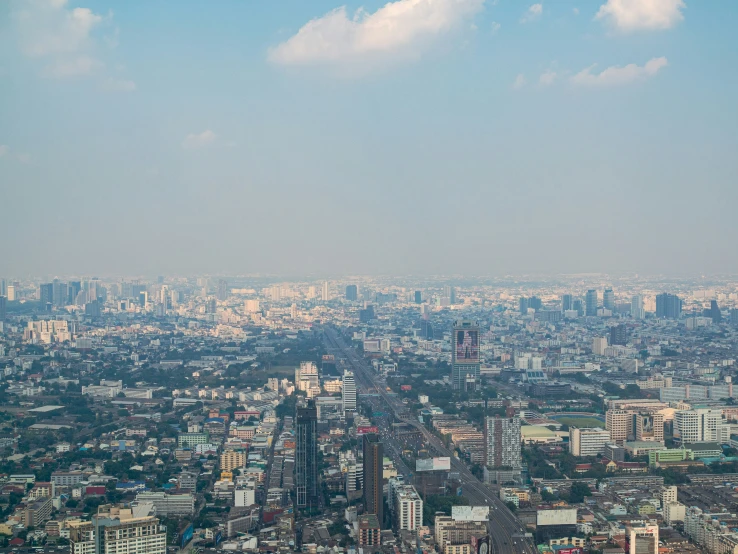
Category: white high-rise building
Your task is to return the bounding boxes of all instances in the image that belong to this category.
[592,337,608,356]
[569,427,611,457]
[631,295,645,319]
[342,370,356,415]
[69,504,166,554]
[674,409,721,443]
[321,281,330,301]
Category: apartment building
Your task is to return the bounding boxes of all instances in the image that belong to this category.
[69,503,165,554]
[569,427,611,457]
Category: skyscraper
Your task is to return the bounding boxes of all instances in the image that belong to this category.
[345,285,358,301]
[52,279,68,307]
[585,289,598,317]
[561,294,573,312]
[603,288,615,311]
[0,295,6,321]
[296,401,318,508]
[363,433,384,528]
[484,416,521,469]
[708,300,722,323]
[414,290,422,304]
[573,299,584,316]
[69,504,166,554]
[444,285,456,304]
[655,293,682,319]
[528,296,542,311]
[518,297,529,315]
[731,309,738,326]
[217,279,228,301]
[610,324,627,346]
[631,295,645,320]
[321,281,330,302]
[451,320,480,391]
[342,370,356,416]
[40,283,54,307]
[0,279,5,297]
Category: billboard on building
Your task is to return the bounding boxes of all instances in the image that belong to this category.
[471,535,490,554]
[452,506,490,522]
[322,354,335,361]
[455,329,479,362]
[356,426,378,435]
[416,457,452,472]
[214,531,222,545]
[536,507,577,526]
[401,385,412,391]
[180,523,194,549]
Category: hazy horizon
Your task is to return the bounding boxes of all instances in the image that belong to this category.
[2,0,737,276]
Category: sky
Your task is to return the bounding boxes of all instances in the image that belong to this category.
[1,0,737,278]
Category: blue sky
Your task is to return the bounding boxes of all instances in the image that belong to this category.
[1,0,737,277]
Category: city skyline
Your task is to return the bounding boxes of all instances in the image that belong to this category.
[2,0,738,275]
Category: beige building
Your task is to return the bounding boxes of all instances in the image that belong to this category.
[220,450,246,472]
[606,409,632,444]
[636,413,664,442]
[69,503,166,554]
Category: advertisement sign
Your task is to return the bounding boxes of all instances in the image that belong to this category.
[180,524,194,549]
[401,385,412,391]
[471,535,490,554]
[536,507,577,526]
[356,426,378,435]
[322,354,335,361]
[452,506,490,522]
[415,457,452,472]
[455,329,479,362]
[214,531,222,546]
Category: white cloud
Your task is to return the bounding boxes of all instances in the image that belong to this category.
[573,7,579,15]
[43,55,103,77]
[0,145,8,157]
[101,77,136,92]
[596,0,685,31]
[490,21,501,34]
[539,69,557,86]
[182,130,217,149]
[268,0,484,70]
[520,3,543,23]
[571,56,668,86]
[512,73,526,89]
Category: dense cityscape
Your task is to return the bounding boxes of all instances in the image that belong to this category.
[0,275,738,554]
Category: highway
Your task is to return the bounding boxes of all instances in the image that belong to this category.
[324,327,536,554]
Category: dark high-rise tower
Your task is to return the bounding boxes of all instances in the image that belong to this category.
[414,290,422,304]
[561,294,573,312]
[610,324,627,346]
[708,300,722,323]
[518,297,529,315]
[345,285,358,301]
[603,288,615,311]
[296,400,318,509]
[216,279,228,301]
[451,320,480,391]
[363,433,384,528]
[585,289,598,317]
[40,283,54,307]
[0,295,6,321]
[528,296,542,311]
[655,293,682,319]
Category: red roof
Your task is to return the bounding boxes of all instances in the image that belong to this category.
[9,538,25,546]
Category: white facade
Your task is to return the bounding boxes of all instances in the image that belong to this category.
[234,487,255,507]
[569,427,611,457]
[342,370,357,415]
[674,409,721,443]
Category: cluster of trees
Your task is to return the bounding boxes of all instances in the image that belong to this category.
[422,494,469,526]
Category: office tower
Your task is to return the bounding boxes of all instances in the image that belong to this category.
[363,433,384,528]
[674,409,721,443]
[40,283,54,307]
[569,427,611,456]
[708,300,722,323]
[67,281,81,305]
[359,304,375,323]
[610,324,627,346]
[0,279,5,297]
[627,525,658,554]
[52,279,68,307]
[321,281,330,302]
[217,279,228,301]
[139,291,148,307]
[655,293,682,319]
[296,400,318,508]
[7,284,17,301]
[603,288,615,311]
[585,289,598,316]
[732,309,738,326]
[484,415,521,468]
[0,296,5,321]
[69,504,166,554]
[345,285,358,301]
[631,295,645,319]
[87,278,100,303]
[414,290,422,304]
[573,299,584,316]
[444,285,456,304]
[635,413,664,442]
[561,294,573,312]
[451,320,480,391]
[518,297,529,315]
[85,301,101,318]
[342,370,357,416]
[419,319,434,340]
[606,409,633,444]
[592,337,608,356]
[528,296,542,311]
